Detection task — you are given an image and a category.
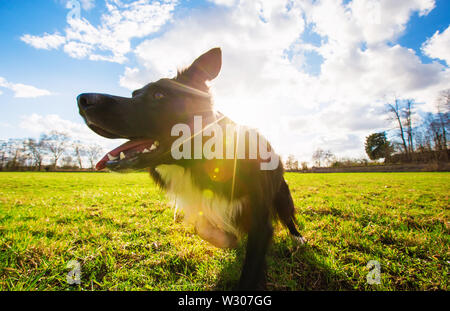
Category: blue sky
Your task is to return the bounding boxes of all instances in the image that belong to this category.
[0,0,449,162]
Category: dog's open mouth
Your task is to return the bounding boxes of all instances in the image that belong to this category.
[96,139,159,170]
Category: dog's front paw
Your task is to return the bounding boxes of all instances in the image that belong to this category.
[291,235,307,245]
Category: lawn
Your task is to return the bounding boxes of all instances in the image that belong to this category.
[0,172,448,290]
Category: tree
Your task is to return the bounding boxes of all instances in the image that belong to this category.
[300,162,308,171]
[323,150,335,167]
[61,155,75,168]
[365,132,392,160]
[72,141,86,169]
[402,100,414,153]
[86,144,103,170]
[312,148,333,167]
[41,131,70,169]
[25,138,46,171]
[414,128,432,152]
[4,139,29,170]
[0,140,8,170]
[423,111,448,152]
[435,89,449,150]
[285,155,299,171]
[387,99,409,156]
[312,148,324,167]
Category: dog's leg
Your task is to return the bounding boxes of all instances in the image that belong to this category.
[238,202,273,290]
[195,216,238,249]
[274,178,306,244]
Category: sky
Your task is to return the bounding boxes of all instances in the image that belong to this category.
[0,0,449,164]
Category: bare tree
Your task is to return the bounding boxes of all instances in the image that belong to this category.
[312,148,324,167]
[4,139,29,170]
[387,99,409,157]
[436,89,449,150]
[86,144,103,170]
[72,141,86,169]
[41,131,70,169]
[312,148,334,167]
[25,138,46,171]
[414,128,432,152]
[402,99,414,153]
[285,154,299,171]
[0,140,8,170]
[323,150,335,167]
[300,162,308,171]
[424,110,448,152]
[61,155,75,168]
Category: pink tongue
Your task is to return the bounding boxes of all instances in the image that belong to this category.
[96,139,154,170]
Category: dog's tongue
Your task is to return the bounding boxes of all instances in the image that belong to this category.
[96,139,154,170]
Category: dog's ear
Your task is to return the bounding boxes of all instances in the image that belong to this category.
[184,48,222,83]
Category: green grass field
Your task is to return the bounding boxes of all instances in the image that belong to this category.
[0,172,448,290]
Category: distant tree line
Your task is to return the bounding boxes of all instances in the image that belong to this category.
[284,89,449,171]
[0,131,104,171]
[368,89,449,163]
[285,149,375,171]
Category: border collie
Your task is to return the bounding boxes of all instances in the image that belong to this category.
[77,48,304,290]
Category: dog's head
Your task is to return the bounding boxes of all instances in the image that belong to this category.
[77,48,222,170]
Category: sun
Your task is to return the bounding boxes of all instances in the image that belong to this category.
[213,93,263,129]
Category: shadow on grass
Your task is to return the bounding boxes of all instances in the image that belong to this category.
[214,239,353,291]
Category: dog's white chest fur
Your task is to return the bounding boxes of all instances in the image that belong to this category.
[155,164,245,239]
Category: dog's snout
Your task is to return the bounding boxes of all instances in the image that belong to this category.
[77,93,95,111]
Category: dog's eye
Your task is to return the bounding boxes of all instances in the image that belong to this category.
[154,92,165,100]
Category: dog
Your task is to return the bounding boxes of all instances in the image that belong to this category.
[77,48,304,290]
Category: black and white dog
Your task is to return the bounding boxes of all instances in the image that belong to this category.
[77,48,304,290]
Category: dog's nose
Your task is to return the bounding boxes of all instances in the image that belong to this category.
[77,93,95,111]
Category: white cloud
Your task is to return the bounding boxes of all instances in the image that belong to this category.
[421,26,450,65]
[9,84,52,98]
[80,0,96,10]
[22,0,177,64]
[351,0,435,45]
[117,0,448,162]
[17,0,449,162]
[121,0,307,116]
[20,113,86,136]
[300,0,435,49]
[0,76,52,98]
[19,113,125,150]
[119,67,148,90]
[0,77,7,88]
[63,41,93,59]
[208,0,237,7]
[316,44,448,110]
[20,32,66,50]
[60,0,96,11]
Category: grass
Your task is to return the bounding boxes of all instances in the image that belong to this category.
[0,171,448,291]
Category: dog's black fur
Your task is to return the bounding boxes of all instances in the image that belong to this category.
[77,48,303,290]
